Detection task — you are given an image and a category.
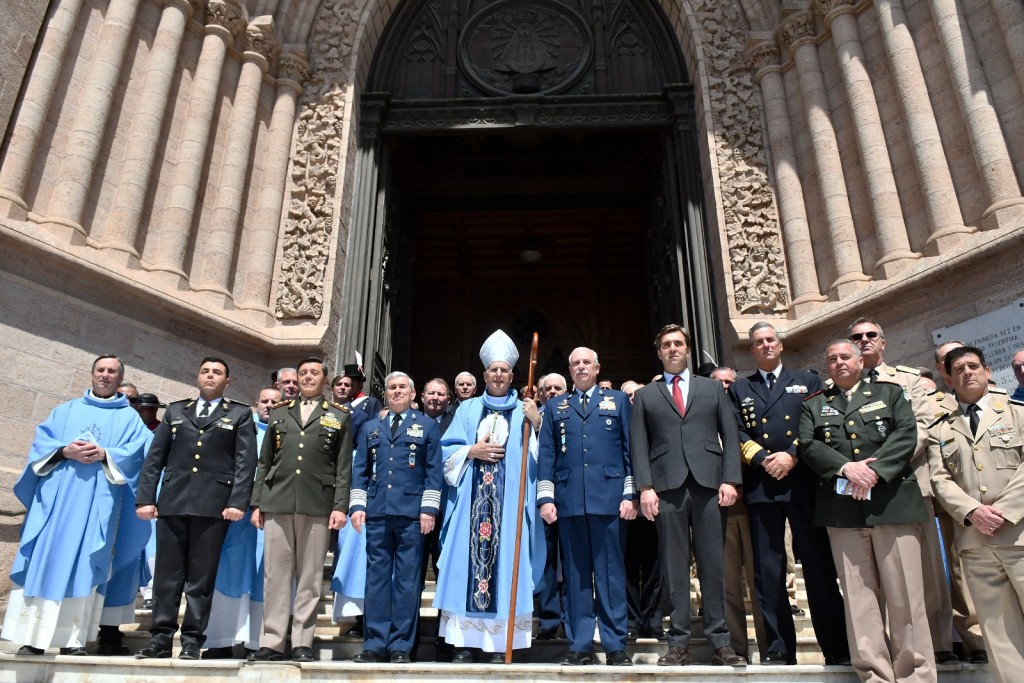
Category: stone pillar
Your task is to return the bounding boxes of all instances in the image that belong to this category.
[928,0,1024,228]
[191,17,278,298]
[89,0,195,259]
[873,0,971,252]
[777,10,870,298]
[234,48,307,312]
[815,0,919,277]
[989,0,1024,99]
[44,0,141,237]
[0,0,85,219]
[141,0,244,282]
[747,38,826,311]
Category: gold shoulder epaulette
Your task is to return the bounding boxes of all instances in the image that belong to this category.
[990,386,1009,395]
[927,412,952,429]
[331,401,350,413]
[895,364,921,375]
[272,399,293,409]
[1009,398,1024,407]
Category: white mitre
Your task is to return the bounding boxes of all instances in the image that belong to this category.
[479,329,519,368]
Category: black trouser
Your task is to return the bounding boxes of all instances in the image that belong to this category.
[625,515,662,633]
[150,515,230,648]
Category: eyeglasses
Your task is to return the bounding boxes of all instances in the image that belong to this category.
[850,331,880,342]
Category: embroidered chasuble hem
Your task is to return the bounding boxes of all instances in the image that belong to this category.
[1,587,103,649]
[440,611,534,651]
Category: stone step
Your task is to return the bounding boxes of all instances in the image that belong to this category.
[0,651,995,683]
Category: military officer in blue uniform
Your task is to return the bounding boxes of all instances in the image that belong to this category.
[727,323,849,666]
[537,347,636,666]
[350,371,443,664]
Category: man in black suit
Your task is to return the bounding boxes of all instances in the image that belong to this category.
[135,357,257,659]
[727,322,849,665]
[630,324,745,667]
[421,378,455,435]
[337,364,383,419]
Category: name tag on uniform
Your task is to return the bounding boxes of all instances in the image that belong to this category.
[170,418,184,425]
[408,424,423,438]
[320,415,341,429]
[216,422,234,430]
[786,385,808,394]
[820,405,840,417]
[858,401,887,414]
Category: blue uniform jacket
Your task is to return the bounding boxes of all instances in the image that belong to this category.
[537,388,635,516]
[728,367,822,505]
[349,409,443,519]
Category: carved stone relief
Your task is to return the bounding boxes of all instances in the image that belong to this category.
[691,0,789,314]
[274,0,360,319]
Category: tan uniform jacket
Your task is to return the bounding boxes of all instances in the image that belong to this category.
[871,362,932,496]
[927,389,1024,551]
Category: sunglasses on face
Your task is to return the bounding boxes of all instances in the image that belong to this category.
[850,331,880,342]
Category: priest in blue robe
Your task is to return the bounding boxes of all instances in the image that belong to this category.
[2,355,152,655]
[433,330,543,663]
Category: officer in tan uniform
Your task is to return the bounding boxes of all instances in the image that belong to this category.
[248,357,353,663]
[928,345,1024,683]
[928,341,987,662]
[849,317,955,664]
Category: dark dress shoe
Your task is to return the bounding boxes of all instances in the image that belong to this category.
[95,640,129,656]
[178,642,200,660]
[135,643,172,659]
[353,650,387,663]
[790,604,806,616]
[247,647,285,662]
[141,599,154,610]
[761,650,790,664]
[291,646,314,662]
[606,650,633,666]
[60,647,87,656]
[452,649,475,664]
[433,638,454,662]
[201,646,235,659]
[390,650,411,663]
[17,646,44,655]
[640,627,667,640]
[345,616,364,637]
[488,652,507,664]
[935,650,959,665]
[560,651,594,665]
[657,646,692,666]
[969,650,989,664]
[824,655,852,666]
[535,626,558,640]
[711,645,747,666]
[626,627,640,641]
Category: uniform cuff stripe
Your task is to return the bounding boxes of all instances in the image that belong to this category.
[421,490,442,509]
[349,490,367,509]
[537,481,555,499]
[623,476,636,496]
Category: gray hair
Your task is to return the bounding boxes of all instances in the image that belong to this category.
[825,338,862,357]
[454,371,477,386]
[747,322,777,343]
[569,347,600,365]
[276,367,297,377]
[847,317,884,339]
[384,371,415,392]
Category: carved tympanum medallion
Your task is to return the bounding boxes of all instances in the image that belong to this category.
[459,0,592,95]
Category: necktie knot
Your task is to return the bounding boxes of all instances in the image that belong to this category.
[671,375,686,416]
[868,368,879,383]
[391,414,401,435]
[580,391,589,411]
[199,401,211,417]
[967,404,981,436]
[765,372,775,390]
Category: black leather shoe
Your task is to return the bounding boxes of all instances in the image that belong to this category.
[141,598,154,610]
[560,650,594,665]
[935,650,959,665]
[201,646,235,660]
[390,650,411,663]
[790,604,806,616]
[824,655,852,666]
[96,640,129,656]
[535,626,558,640]
[246,647,285,662]
[452,649,475,664]
[178,642,199,660]
[17,646,44,655]
[345,616,364,637]
[969,650,989,664]
[488,652,507,664]
[640,627,667,640]
[606,650,633,666]
[761,650,789,664]
[135,643,172,659]
[291,646,314,662]
[59,647,87,656]
[353,650,387,663]
[626,627,640,641]
[711,645,747,666]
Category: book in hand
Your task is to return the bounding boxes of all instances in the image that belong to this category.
[836,477,871,500]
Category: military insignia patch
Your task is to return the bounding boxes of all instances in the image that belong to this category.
[859,401,886,414]
[820,405,840,417]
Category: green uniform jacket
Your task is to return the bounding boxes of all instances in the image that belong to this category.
[798,381,928,528]
[251,398,353,516]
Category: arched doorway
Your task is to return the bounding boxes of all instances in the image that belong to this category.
[339,0,719,394]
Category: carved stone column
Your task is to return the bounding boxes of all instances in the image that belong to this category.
[234,48,307,312]
[928,0,1024,229]
[141,0,244,283]
[777,9,869,298]
[872,0,971,253]
[90,0,196,258]
[0,0,85,219]
[989,0,1024,100]
[815,0,919,277]
[191,16,279,298]
[747,38,826,311]
[45,0,142,238]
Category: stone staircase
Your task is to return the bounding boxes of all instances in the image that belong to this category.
[0,559,995,681]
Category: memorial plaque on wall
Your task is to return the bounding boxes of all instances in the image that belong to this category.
[932,297,1024,393]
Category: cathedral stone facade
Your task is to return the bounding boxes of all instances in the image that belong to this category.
[1,0,1022,525]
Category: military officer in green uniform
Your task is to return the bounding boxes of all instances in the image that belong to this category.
[799,339,934,683]
[248,357,352,663]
